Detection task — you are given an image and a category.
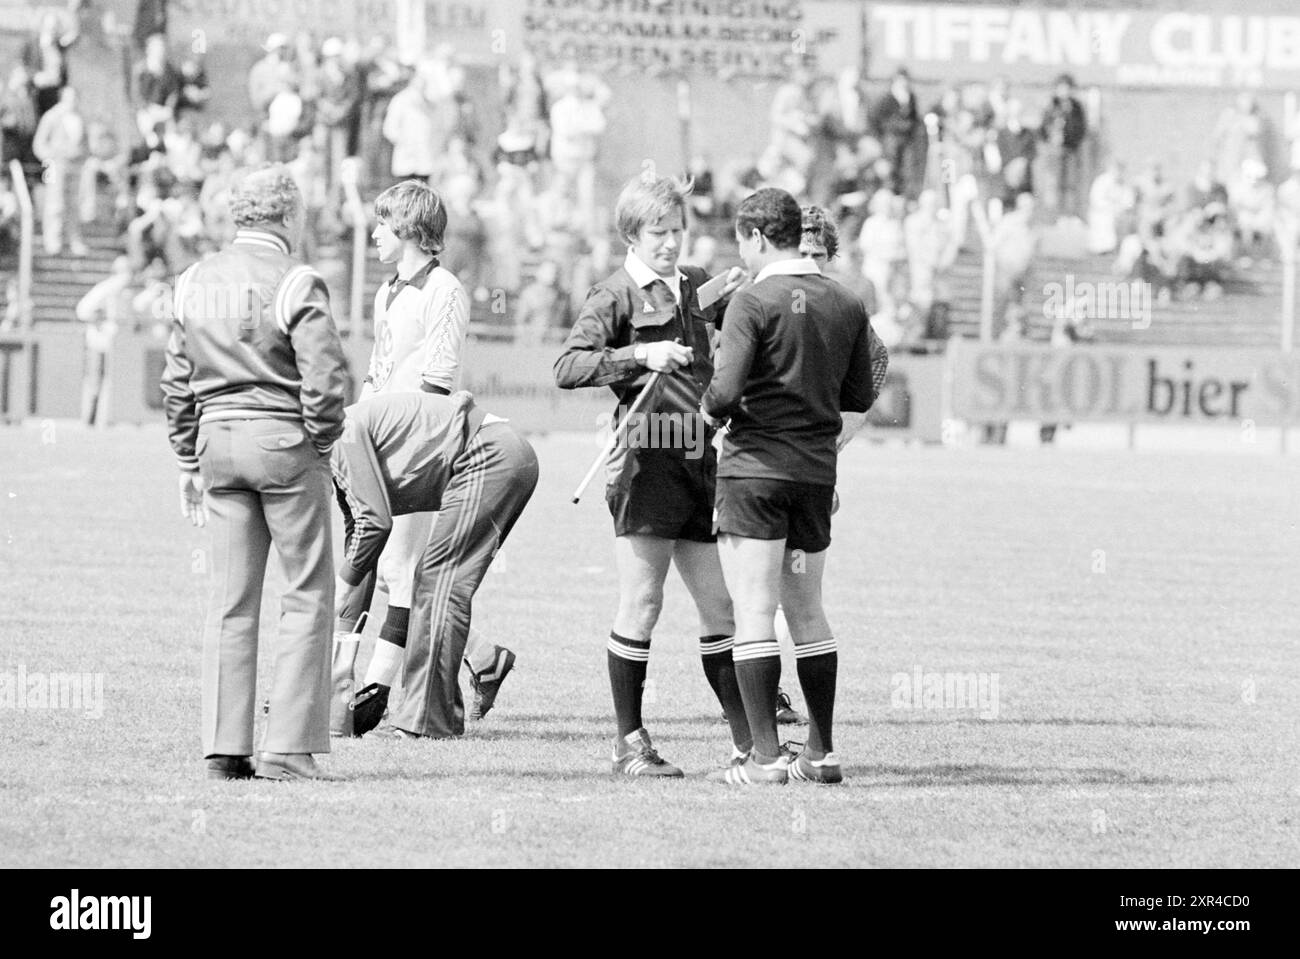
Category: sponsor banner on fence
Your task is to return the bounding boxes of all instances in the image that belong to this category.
[864,352,946,442]
[156,0,1300,89]
[522,0,845,78]
[171,0,507,59]
[172,0,853,73]
[950,341,1300,426]
[865,2,1300,90]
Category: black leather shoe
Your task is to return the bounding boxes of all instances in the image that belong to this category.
[349,683,390,737]
[206,755,255,780]
[255,753,334,781]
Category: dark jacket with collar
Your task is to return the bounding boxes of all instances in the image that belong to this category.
[554,261,717,418]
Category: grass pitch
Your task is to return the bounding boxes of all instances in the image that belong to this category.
[1,423,1297,868]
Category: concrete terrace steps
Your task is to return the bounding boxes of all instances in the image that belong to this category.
[939,249,1287,348]
[23,213,1291,347]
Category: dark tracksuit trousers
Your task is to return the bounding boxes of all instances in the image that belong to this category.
[390,423,539,738]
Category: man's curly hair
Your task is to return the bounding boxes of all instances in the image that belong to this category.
[227,164,302,229]
[800,205,839,261]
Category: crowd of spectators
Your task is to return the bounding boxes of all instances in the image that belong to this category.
[1097,92,1296,305]
[0,9,618,345]
[685,67,1095,347]
[726,63,1300,347]
[2,3,1300,355]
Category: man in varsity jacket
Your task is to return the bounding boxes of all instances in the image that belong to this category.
[161,164,350,782]
[332,390,539,740]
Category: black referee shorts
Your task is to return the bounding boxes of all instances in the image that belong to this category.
[715,477,834,553]
[607,449,716,543]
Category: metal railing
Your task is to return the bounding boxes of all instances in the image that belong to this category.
[340,158,367,338]
[5,159,36,420]
[9,159,33,331]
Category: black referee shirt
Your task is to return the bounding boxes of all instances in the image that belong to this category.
[702,259,874,486]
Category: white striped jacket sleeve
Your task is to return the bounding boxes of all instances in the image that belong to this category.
[418,277,469,394]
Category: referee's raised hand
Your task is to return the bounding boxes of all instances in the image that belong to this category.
[638,340,693,372]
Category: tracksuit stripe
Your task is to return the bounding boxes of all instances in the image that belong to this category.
[415,436,490,724]
[425,439,487,624]
[274,265,318,335]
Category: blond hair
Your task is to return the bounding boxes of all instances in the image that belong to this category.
[614,173,693,243]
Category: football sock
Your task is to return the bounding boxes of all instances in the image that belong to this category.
[379,607,410,646]
[733,639,782,762]
[795,640,838,759]
[700,635,752,752]
[364,607,410,688]
[607,632,651,739]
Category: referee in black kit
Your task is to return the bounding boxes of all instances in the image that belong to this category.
[701,188,876,787]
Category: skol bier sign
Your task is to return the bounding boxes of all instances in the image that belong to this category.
[950,342,1300,426]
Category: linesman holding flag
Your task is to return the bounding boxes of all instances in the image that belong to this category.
[555,172,752,776]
